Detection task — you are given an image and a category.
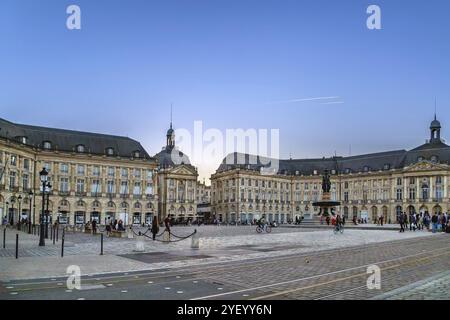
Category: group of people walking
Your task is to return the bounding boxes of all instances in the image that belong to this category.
[398,211,449,233]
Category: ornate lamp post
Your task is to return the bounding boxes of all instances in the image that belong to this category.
[39,168,49,246]
[28,190,33,234]
[17,195,22,230]
[45,183,52,239]
[10,196,16,226]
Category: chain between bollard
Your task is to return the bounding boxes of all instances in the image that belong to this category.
[3,227,5,249]
[100,233,104,255]
[61,227,65,258]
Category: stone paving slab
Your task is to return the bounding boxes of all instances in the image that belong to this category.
[371,271,450,300]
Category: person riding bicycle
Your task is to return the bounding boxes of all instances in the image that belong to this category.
[258,215,268,232]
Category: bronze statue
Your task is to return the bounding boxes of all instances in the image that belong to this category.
[322,169,331,193]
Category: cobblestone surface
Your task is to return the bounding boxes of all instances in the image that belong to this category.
[371,271,450,300]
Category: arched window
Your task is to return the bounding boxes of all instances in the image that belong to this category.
[107,201,115,208]
[134,202,141,209]
[121,202,128,208]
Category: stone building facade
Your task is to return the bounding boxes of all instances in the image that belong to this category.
[211,116,450,224]
[155,122,199,222]
[0,118,158,226]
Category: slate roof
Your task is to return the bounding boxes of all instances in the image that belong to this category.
[154,146,192,169]
[0,117,152,159]
[216,144,450,175]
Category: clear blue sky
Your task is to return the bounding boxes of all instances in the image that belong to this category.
[1,0,449,182]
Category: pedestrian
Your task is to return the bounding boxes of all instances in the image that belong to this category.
[164,215,171,232]
[399,213,405,233]
[431,213,438,233]
[105,218,112,236]
[151,216,159,240]
[441,213,447,233]
[92,219,97,235]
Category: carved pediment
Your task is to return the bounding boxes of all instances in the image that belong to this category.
[168,164,197,176]
[403,161,448,173]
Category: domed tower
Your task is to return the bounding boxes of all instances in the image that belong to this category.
[166,104,175,148]
[166,123,175,148]
[430,113,441,144]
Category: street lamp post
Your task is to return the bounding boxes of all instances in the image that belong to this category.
[17,195,22,230]
[28,190,33,234]
[45,184,51,239]
[39,168,49,247]
[10,197,16,226]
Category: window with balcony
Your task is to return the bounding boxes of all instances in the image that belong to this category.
[60,178,69,193]
[91,180,101,194]
[9,172,16,189]
[133,182,141,195]
[120,181,128,195]
[107,181,114,194]
[76,179,85,193]
[22,174,29,190]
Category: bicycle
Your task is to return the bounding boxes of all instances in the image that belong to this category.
[333,223,344,234]
[256,224,272,233]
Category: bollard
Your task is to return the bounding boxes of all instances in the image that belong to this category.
[56,227,59,242]
[15,234,19,259]
[53,226,56,245]
[3,228,5,249]
[61,228,65,258]
[191,229,199,249]
[51,226,53,241]
[100,233,104,255]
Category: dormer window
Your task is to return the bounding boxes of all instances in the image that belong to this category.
[363,166,369,172]
[76,145,85,153]
[430,155,438,163]
[345,168,351,174]
[383,164,390,170]
[17,136,28,144]
[417,156,424,162]
[133,150,140,158]
[331,169,336,175]
[106,147,114,156]
[43,141,52,150]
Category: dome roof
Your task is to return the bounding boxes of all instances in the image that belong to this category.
[430,119,441,129]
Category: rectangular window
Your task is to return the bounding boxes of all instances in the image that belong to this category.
[60,178,69,192]
[396,188,402,200]
[108,167,115,177]
[107,181,114,194]
[93,166,100,176]
[397,178,402,186]
[60,163,69,174]
[44,162,51,172]
[9,172,16,189]
[22,174,29,190]
[344,192,349,202]
[133,182,141,195]
[436,176,442,184]
[409,188,416,200]
[145,183,153,195]
[121,168,128,178]
[120,181,128,194]
[91,179,100,194]
[77,165,85,175]
[134,169,141,178]
[76,179,85,193]
[23,159,30,170]
[11,155,17,166]
[146,170,153,179]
